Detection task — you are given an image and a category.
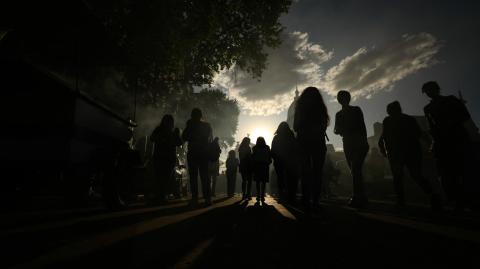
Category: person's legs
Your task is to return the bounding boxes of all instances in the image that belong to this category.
[390,160,405,205]
[301,153,313,207]
[261,181,266,202]
[286,169,298,204]
[241,173,247,198]
[187,156,199,201]
[246,175,252,199]
[256,180,261,201]
[198,159,211,205]
[311,150,326,206]
[274,162,286,199]
[211,175,217,197]
[347,147,368,207]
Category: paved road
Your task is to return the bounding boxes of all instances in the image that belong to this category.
[2,196,480,268]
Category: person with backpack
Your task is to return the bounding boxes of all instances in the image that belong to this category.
[251,137,272,204]
[182,108,213,206]
[238,137,253,200]
[226,150,239,197]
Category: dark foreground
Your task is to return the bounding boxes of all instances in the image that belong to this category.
[2,195,480,269]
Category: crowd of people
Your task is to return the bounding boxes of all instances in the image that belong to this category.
[150,81,478,213]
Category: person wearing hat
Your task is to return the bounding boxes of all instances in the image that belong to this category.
[422,81,473,211]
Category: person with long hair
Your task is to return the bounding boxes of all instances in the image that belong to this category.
[334,90,369,208]
[182,108,213,206]
[271,121,299,203]
[238,137,253,200]
[251,137,272,204]
[150,114,182,204]
[293,87,330,212]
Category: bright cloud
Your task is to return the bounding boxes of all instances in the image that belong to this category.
[213,31,332,115]
[321,32,441,98]
[214,32,441,115]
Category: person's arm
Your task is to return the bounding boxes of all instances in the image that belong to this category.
[358,107,368,138]
[334,112,341,135]
[378,121,387,157]
[423,106,436,153]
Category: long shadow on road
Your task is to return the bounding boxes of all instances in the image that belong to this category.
[52,199,247,268]
[2,197,231,268]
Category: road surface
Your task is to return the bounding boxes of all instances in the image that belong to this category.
[2,195,480,268]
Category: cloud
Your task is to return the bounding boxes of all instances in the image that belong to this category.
[213,31,332,115]
[321,32,441,98]
[214,32,441,115]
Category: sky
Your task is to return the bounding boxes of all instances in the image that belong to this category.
[215,0,480,148]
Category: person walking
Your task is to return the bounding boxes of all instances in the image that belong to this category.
[238,137,253,200]
[251,137,272,204]
[378,101,442,210]
[150,114,182,204]
[422,81,474,211]
[182,108,213,206]
[293,87,330,212]
[334,90,369,208]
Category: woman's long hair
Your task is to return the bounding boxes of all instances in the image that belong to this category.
[158,114,175,132]
[239,137,251,152]
[255,137,267,147]
[275,121,294,136]
[294,87,330,132]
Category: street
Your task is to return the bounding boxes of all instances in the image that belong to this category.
[2,195,480,269]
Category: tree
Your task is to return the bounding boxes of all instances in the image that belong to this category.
[90,0,292,105]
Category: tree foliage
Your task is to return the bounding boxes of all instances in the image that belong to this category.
[175,89,240,147]
[91,0,292,104]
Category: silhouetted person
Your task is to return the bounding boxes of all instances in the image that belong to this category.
[271,121,299,203]
[182,108,213,206]
[238,137,253,200]
[226,150,239,197]
[252,137,272,204]
[334,90,369,208]
[294,87,330,212]
[422,81,473,210]
[378,101,441,209]
[150,114,182,204]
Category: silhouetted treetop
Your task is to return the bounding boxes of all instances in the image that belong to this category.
[92,0,292,101]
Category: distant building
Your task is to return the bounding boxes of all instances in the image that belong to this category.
[286,87,300,127]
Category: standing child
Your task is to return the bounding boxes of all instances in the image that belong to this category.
[251,137,272,204]
[226,150,239,197]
